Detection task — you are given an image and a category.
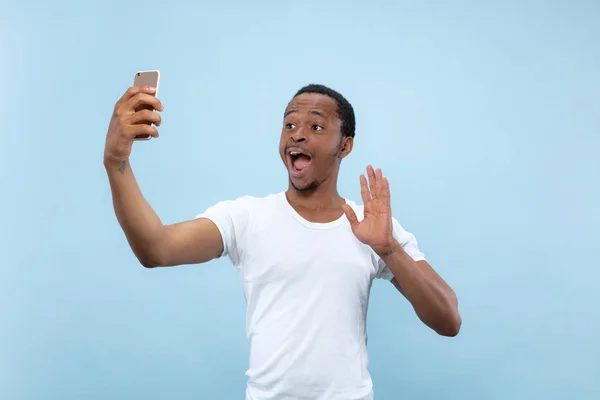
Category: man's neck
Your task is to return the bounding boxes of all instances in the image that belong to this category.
[285,184,344,212]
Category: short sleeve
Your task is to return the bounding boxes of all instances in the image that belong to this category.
[195,196,254,267]
[376,218,426,280]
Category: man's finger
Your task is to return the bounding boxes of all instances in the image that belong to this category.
[360,174,370,204]
[126,109,162,126]
[123,93,164,113]
[367,165,377,199]
[123,123,159,139]
[381,177,391,206]
[342,204,359,228]
[375,168,383,199]
[114,86,156,111]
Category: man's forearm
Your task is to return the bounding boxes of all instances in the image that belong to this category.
[378,239,461,336]
[105,159,166,267]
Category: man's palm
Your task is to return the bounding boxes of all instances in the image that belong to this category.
[342,165,394,254]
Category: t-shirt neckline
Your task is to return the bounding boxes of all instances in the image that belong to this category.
[278,191,350,230]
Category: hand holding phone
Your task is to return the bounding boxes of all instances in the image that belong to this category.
[103,71,163,168]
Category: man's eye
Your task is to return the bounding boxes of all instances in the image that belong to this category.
[313,125,324,131]
[286,123,296,129]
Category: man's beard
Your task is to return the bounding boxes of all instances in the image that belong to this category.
[291,178,321,192]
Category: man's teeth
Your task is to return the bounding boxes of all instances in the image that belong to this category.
[290,151,300,156]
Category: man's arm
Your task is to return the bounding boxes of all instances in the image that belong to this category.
[343,165,461,337]
[106,160,223,268]
[379,241,461,337]
[104,86,223,268]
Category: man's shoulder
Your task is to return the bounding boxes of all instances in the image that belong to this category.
[211,192,283,211]
[228,192,283,205]
[197,192,282,218]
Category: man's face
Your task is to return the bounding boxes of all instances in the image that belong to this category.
[279,93,353,192]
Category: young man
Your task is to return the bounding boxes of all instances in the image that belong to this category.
[104,83,461,400]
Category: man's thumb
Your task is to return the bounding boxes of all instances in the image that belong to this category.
[342,204,359,227]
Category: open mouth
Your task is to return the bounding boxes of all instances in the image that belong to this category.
[287,147,312,174]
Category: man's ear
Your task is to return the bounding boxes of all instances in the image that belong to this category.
[338,136,354,159]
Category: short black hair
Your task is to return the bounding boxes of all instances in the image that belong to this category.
[293,84,356,138]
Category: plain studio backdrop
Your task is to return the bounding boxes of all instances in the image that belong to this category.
[1,0,599,399]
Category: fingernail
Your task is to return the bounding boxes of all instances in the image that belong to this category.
[147,86,156,92]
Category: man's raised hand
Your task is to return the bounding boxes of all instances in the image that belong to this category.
[103,86,164,170]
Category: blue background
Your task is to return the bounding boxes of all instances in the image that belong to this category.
[2,1,599,399]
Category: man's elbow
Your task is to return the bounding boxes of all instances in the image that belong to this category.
[139,259,159,268]
[136,246,168,269]
[134,230,171,268]
[436,312,462,337]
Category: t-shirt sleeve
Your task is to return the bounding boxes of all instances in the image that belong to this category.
[195,196,253,267]
[376,218,426,280]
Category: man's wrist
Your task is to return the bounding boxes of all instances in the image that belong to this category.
[104,156,129,174]
[373,239,399,259]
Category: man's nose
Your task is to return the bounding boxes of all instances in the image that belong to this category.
[291,128,307,142]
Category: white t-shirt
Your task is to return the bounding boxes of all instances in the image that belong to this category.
[196,192,426,400]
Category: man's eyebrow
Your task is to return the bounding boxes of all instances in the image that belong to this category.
[284,110,297,118]
[309,110,325,118]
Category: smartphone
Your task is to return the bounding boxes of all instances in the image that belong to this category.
[133,70,161,140]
